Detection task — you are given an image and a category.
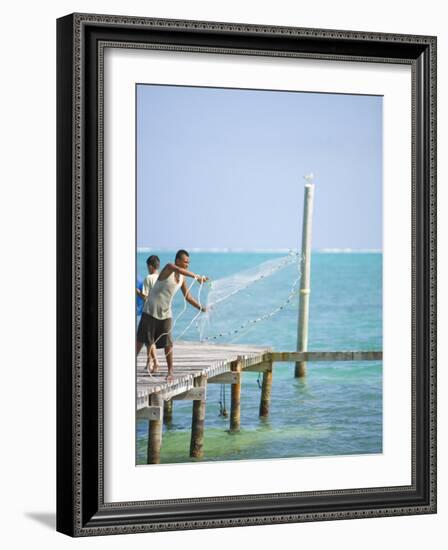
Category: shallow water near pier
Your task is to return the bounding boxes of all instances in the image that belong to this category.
[136,251,382,464]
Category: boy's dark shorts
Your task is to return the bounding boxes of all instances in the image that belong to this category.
[137,313,173,349]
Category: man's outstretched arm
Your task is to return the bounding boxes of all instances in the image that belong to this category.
[181,280,206,312]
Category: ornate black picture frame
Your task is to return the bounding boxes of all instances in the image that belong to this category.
[56,13,437,536]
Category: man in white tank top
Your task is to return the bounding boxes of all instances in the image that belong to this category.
[138,249,208,381]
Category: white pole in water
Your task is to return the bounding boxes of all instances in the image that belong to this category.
[295,175,315,378]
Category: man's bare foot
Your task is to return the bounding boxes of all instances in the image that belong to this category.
[166,370,175,382]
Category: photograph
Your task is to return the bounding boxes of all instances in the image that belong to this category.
[135,83,383,465]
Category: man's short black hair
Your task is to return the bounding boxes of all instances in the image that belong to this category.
[146,255,160,269]
[175,249,189,262]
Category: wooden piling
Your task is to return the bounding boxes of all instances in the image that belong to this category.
[190,375,207,458]
[163,399,173,424]
[147,394,163,464]
[295,181,315,378]
[259,363,273,417]
[230,360,242,432]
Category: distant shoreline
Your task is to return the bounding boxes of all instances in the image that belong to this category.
[137,248,383,254]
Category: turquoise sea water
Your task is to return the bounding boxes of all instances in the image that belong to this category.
[136,251,382,464]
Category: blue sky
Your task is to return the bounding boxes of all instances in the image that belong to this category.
[137,84,382,251]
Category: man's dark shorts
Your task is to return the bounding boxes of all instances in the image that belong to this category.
[137,313,173,348]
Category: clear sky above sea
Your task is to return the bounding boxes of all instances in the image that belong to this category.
[137,84,382,251]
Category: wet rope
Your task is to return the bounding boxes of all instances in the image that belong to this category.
[218,384,228,417]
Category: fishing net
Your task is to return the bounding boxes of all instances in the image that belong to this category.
[191,252,302,343]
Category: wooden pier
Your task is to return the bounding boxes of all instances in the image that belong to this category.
[137,341,382,464]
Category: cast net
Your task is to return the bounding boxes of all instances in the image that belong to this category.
[174,251,303,343]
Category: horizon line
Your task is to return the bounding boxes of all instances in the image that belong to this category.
[136,247,383,254]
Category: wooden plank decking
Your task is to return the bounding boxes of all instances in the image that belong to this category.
[137,343,383,410]
[136,341,270,410]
